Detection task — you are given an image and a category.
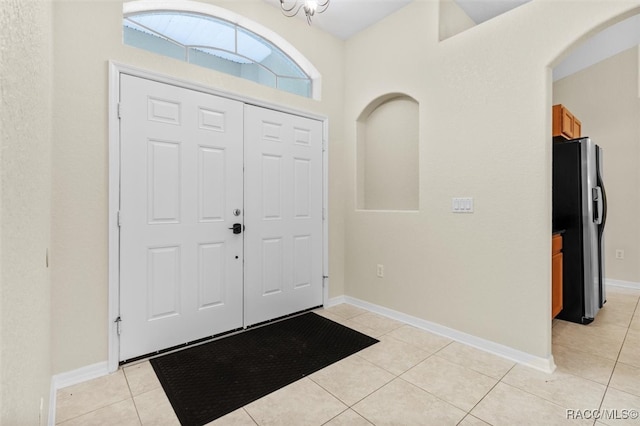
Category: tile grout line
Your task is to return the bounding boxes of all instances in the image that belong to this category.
[324,306,516,424]
[393,376,473,423]
[486,379,579,415]
[121,367,143,425]
[55,398,135,426]
[386,332,507,422]
[318,407,350,426]
[593,293,640,425]
[456,362,518,425]
[54,371,135,425]
[551,343,621,389]
[552,292,639,425]
[314,315,463,426]
[241,407,260,426]
[309,354,397,409]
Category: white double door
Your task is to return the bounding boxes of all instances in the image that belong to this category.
[119,75,323,361]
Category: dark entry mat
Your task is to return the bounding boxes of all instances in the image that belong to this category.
[150,311,379,426]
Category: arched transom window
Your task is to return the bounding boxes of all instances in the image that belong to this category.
[123,2,320,99]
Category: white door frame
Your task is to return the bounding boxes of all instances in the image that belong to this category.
[107,61,329,373]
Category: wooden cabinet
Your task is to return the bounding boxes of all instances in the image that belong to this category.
[552,233,563,318]
[553,104,581,139]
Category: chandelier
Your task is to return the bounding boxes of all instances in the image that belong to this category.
[279,0,330,25]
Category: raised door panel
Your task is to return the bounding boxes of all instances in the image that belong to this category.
[198,242,226,309]
[147,245,181,320]
[147,140,182,224]
[261,154,284,220]
[262,238,284,296]
[198,147,226,222]
[293,158,311,218]
[293,235,312,289]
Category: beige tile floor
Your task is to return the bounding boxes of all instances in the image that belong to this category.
[56,286,640,425]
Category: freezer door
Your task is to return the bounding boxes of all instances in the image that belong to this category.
[580,138,601,320]
[596,145,607,308]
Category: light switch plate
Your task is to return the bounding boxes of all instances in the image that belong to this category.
[452,197,474,213]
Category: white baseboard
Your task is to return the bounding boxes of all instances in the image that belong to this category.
[325,295,346,308]
[337,296,556,374]
[606,279,640,291]
[48,361,109,426]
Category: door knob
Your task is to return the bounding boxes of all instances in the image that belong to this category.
[228,223,242,234]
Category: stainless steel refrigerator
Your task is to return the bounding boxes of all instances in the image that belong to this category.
[553,137,607,324]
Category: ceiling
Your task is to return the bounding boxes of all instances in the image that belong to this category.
[266,0,640,80]
[263,0,409,39]
[266,0,529,40]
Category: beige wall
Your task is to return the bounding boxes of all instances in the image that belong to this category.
[4,2,640,419]
[50,0,345,374]
[554,47,640,284]
[343,1,640,360]
[1,0,53,423]
[439,0,475,41]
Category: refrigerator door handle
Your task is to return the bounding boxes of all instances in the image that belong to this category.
[599,180,607,229]
[593,187,604,225]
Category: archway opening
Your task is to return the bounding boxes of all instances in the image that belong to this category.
[548,8,640,356]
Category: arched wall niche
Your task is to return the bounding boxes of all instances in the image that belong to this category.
[356,93,419,211]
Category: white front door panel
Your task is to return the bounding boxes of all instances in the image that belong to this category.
[119,75,244,360]
[243,105,324,326]
[118,76,324,361]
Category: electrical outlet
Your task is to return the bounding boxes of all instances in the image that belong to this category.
[615,249,624,260]
[376,264,384,278]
